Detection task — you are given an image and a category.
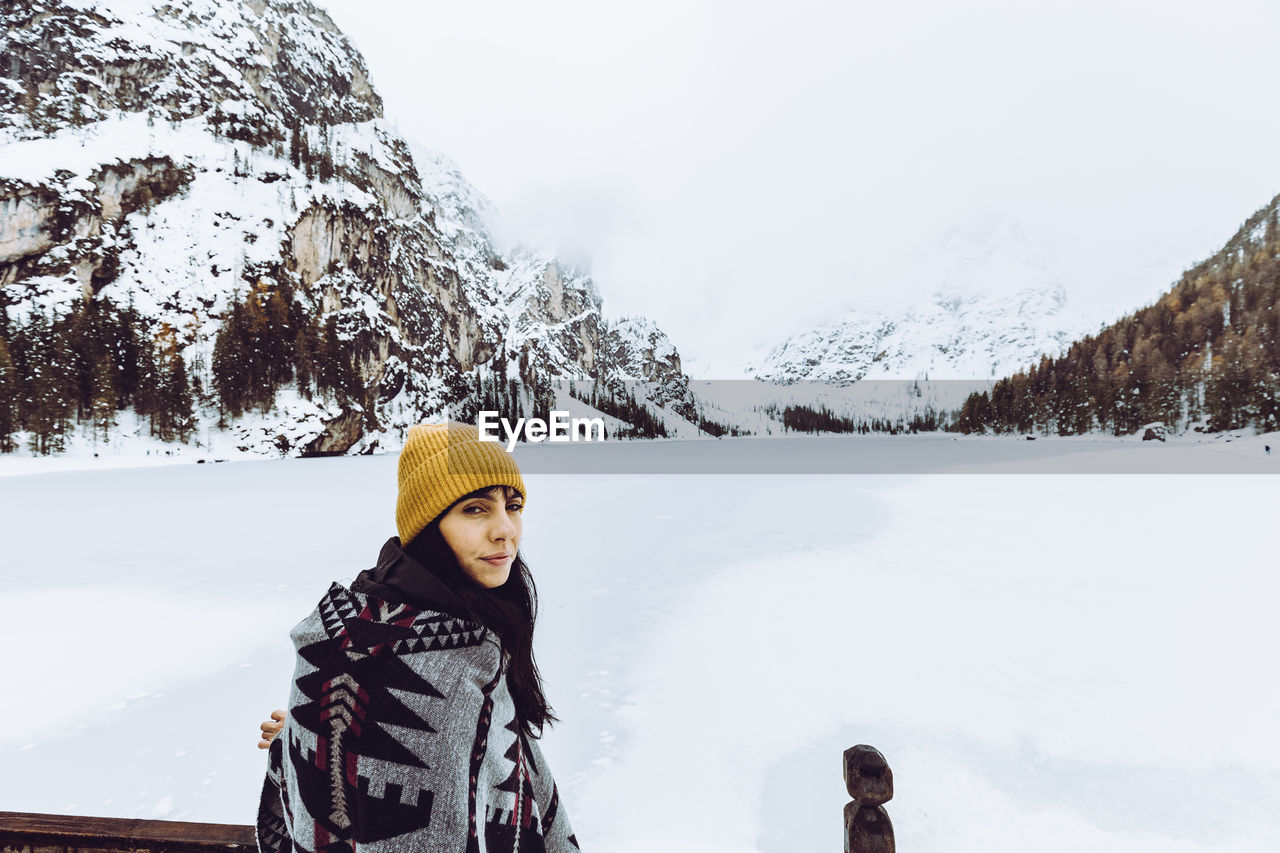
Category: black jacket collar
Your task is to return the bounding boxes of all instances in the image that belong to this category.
[349,536,469,618]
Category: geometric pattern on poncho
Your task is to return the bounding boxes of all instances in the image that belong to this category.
[465,662,502,853]
[482,715,544,852]
[256,752,294,853]
[257,581,582,853]
[293,587,451,847]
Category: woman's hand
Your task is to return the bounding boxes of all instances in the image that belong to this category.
[257,709,286,749]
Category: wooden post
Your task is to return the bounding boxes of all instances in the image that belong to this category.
[843,744,894,853]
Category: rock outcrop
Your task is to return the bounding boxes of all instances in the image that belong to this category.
[0,0,699,455]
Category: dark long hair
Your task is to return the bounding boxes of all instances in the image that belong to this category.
[403,485,559,738]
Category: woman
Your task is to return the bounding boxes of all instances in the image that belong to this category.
[255,422,581,853]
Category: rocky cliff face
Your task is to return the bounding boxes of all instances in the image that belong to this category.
[2,0,381,137]
[597,316,696,415]
[0,0,697,455]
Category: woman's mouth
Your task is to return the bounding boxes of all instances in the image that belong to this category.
[481,553,511,564]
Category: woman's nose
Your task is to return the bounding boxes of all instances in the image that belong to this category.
[492,510,517,539]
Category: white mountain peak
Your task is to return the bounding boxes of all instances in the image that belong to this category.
[749,215,1088,383]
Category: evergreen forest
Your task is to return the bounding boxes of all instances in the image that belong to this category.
[954,206,1280,436]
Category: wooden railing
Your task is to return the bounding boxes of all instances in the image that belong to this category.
[3,743,896,852]
[0,811,256,853]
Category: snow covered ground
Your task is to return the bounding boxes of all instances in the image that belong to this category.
[3,421,1278,477]
[1,437,1278,852]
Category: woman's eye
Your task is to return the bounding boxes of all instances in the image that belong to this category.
[464,505,484,514]
[508,504,524,513]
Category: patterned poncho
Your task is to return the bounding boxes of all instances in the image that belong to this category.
[255,581,580,853]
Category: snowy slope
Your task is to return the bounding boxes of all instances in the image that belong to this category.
[2,453,1277,851]
[749,218,1095,384]
[0,0,699,457]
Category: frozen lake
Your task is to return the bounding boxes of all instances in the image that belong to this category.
[506,431,1279,474]
[1,434,1278,852]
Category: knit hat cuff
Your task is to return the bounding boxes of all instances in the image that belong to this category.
[395,425,526,546]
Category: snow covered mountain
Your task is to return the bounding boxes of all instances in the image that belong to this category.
[0,0,696,455]
[748,219,1095,384]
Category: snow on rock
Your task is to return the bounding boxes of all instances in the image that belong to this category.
[749,217,1094,384]
[597,314,699,419]
[0,0,698,458]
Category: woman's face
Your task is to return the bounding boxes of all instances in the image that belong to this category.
[437,486,524,589]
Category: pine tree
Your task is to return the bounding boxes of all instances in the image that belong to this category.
[316,124,335,182]
[0,336,17,453]
[50,312,78,450]
[303,133,315,180]
[103,297,143,408]
[24,310,75,455]
[65,300,95,421]
[242,290,274,410]
[1206,329,1247,431]
[312,316,333,398]
[289,118,303,169]
[316,316,359,403]
[135,330,162,434]
[212,298,249,419]
[167,353,195,442]
[91,353,117,446]
[265,290,293,386]
[294,318,315,400]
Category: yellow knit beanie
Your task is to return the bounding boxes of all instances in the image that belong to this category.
[396,421,527,546]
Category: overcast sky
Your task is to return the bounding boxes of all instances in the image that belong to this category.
[321,0,1280,373]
